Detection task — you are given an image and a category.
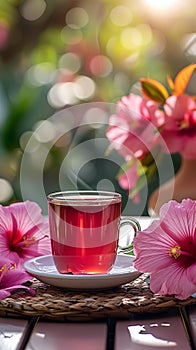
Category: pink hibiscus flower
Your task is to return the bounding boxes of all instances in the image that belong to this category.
[118,163,140,203]
[161,94,196,159]
[0,201,51,268]
[133,199,196,300]
[106,93,164,161]
[0,256,35,299]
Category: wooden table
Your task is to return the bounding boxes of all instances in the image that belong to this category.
[0,217,196,350]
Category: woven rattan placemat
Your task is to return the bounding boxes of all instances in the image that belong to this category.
[0,274,195,320]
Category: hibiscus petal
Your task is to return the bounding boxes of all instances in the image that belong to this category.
[9,201,45,235]
[2,267,33,288]
[150,263,196,299]
[182,135,196,159]
[187,262,196,284]
[31,220,50,240]
[160,199,196,244]
[0,290,10,299]
[133,222,176,272]
[0,257,35,299]
[0,205,13,232]
[0,229,18,261]
[164,94,195,119]
[106,93,162,162]
[161,130,183,154]
[5,201,51,266]
[17,235,51,264]
[0,250,20,265]
[162,94,196,157]
[16,220,51,265]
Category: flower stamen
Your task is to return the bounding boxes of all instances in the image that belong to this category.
[0,262,16,275]
[179,120,189,130]
[169,245,181,259]
[23,234,36,247]
[0,264,7,273]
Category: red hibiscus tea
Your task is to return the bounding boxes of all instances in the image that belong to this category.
[48,191,122,274]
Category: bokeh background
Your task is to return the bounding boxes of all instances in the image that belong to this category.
[0,0,196,215]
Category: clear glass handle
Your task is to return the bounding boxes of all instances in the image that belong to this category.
[118,217,141,254]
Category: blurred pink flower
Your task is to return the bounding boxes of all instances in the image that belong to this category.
[106,65,196,201]
[118,163,140,203]
[0,201,51,268]
[161,94,196,159]
[0,256,35,299]
[106,94,163,161]
[133,199,196,299]
[106,93,164,200]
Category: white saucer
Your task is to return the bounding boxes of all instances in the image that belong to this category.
[24,255,141,290]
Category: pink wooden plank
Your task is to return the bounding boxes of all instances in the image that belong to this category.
[0,317,28,350]
[115,315,191,350]
[188,305,196,348]
[26,322,107,350]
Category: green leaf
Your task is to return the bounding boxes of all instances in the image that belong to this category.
[140,78,169,104]
[129,173,147,198]
[129,156,160,199]
[167,75,175,92]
